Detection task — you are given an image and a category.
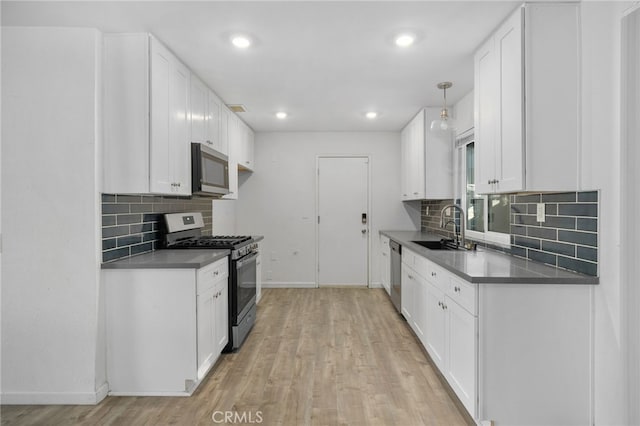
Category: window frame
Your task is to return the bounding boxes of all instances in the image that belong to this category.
[456,132,511,248]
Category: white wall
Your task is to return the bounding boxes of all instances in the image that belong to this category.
[231,132,420,287]
[1,27,106,404]
[580,2,635,424]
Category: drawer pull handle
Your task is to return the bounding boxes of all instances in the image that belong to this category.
[431,272,436,277]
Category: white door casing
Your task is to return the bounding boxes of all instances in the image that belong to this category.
[317,156,369,286]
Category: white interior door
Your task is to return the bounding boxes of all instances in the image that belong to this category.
[317,156,369,286]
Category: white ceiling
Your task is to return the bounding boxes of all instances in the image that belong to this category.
[1,1,519,132]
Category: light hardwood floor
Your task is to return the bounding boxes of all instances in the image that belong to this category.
[1,288,472,426]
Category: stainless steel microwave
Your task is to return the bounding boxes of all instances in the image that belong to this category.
[191,143,230,197]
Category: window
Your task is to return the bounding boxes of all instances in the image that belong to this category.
[459,138,511,246]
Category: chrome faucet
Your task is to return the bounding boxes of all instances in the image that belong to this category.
[442,219,459,245]
[440,204,466,248]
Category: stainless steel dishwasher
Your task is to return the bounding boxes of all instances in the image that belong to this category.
[389,240,402,313]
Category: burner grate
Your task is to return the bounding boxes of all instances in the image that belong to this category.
[166,235,252,249]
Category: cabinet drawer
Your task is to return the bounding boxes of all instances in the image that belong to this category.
[402,248,417,267]
[412,253,430,280]
[425,262,448,293]
[381,235,390,255]
[197,258,228,295]
[448,275,476,316]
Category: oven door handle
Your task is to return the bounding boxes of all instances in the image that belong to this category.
[236,252,258,268]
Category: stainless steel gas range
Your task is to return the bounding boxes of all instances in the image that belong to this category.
[164,212,258,352]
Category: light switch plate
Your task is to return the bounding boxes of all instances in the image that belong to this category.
[536,203,545,222]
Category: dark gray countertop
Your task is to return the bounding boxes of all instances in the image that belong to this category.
[381,230,599,284]
[101,235,263,270]
[101,249,230,269]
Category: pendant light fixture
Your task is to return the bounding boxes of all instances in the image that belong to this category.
[430,81,455,132]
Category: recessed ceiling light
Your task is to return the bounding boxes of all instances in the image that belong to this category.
[276,112,287,119]
[395,34,415,47]
[366,112,378,119]
[231,35,251,49]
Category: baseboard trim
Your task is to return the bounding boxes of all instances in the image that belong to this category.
[1,382,109,405]
[262,282,317,288]
[95,381,109,404]
[261,282,386,289]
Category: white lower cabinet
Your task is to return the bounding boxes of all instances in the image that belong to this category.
[214,278,229,354]
[401,265,426,341]
[104,257,228,396]
[196,285,216,378]
[423,278,477,417]
[256,241,263,303]
[401,248,430,347]
[400,265,415,324]
[399,244,592,425]
[403,247,477,418]
[446,293,477,416]
[380,235,391,294]
[424,281,447,370]
[196,260,229,380]
[401,248,418,326]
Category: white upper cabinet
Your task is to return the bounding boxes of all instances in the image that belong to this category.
[401,110,425,200]
[237,119,255,172]
[103,33,248,197]
[474,3,580,194]
[104,34,191,196]
[220,103,229,155]
[222,110,255,199]
[207,89,225,155]
[191,76,226,155]
[150,38,191,195]
[401,108,453,201]
[222,108,240,200]
[190,75,208,145]
[454,91,474,137]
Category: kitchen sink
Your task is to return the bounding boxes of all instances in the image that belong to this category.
[411,240,458,250]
